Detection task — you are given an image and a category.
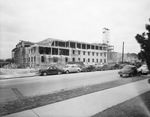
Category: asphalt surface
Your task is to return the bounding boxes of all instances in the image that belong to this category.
[3,78,150,117]
[0,70,120,100]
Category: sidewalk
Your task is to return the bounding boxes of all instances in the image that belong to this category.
[0,73,38,80]
[3,79,150,117]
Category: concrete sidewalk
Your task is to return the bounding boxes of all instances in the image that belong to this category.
[0,73,38,80]
[3,79,150,117]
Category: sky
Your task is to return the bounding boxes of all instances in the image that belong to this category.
[0,0,150,59]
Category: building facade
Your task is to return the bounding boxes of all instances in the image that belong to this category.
[12,38,114,68]
[12,40,34,68]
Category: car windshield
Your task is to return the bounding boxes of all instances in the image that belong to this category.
[47,67,52,69]
[123,65,135,69]
[142,65,147,67]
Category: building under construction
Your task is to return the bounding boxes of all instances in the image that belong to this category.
[12,38,114,68]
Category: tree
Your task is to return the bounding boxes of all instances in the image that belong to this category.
[137,52,145,62]
[135,19,150,70]
[5,58,14,63]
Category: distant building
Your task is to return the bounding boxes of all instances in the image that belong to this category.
[117,53,139,63]
[12,38,114,68]
[107,52,118,63]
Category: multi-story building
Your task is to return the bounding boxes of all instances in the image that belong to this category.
[12,38,113,68]
[12,27,115,68]
[12,40,34,68]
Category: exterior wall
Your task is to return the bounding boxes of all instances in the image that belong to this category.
[12,41,34,68]
[12,44,26,67]
[70,49,107,65]
[13,39,110,68]
[107,52,118,63]
[28,45,70,68]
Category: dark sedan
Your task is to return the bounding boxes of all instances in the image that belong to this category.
[118,65,138,77]
[81,65,96,72]
[39,66,63,76]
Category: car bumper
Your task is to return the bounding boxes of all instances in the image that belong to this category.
[118,73,130,77]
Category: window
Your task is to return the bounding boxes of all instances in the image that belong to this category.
[87,45,90,49]
[103,47,106,50]
[31,57,33,62]
[65,57,68,62]
[78,51,80,55]
[28,57,30,62]
[83,58,85,62]
[70,42,76,48]
[88,58,90,62]
[49,57,51,62]
[92,59,94,62]
[52,48,58,55]
[72,58,75,62]
[97,59,98,62]
[83,51,85,55]
[92,45,94,49]
[39,47,45,54]
[34,56,36,62]
[96,53,98,56]
[100,59,102,62]
[88,52,90,55]
[73,50,75,54]
[92,52,94,56]
[53,57,58,62]
[100,53,103,56]
[41,56,45,63]
[59,49,69,56]
[78,58,80,61]
[77,43,81,49]
[104,53,106,57]
[82,44,86,49]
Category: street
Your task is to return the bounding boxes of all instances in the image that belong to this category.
[1,70,150,117]
[0,70,120,98]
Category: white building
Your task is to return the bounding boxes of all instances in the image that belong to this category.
[26,38,110,68]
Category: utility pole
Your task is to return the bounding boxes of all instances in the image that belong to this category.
[122,42,124,63]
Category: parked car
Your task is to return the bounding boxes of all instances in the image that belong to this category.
[118,65,138,77]
[62,64,81,74]
[39,66,63,76]
[137,64,149,75]
[81,65,96,72]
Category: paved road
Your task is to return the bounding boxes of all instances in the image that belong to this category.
[0,70,120,103]
[3,78,150,117]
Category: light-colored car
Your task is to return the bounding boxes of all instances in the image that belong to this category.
[63,64,81,74]
[137,64,149,75]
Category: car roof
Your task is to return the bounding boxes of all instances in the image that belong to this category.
[123,65,136,69]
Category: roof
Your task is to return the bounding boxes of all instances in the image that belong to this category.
[37,38,108,47]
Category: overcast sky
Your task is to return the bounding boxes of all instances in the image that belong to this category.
[0,0,150,59]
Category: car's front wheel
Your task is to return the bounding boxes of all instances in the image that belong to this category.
[58,71,61,75]
[66,70,69,74]
[43,72,47,76]
[129,73,134,77]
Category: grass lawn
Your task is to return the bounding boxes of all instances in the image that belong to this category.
[92,90,150,117]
